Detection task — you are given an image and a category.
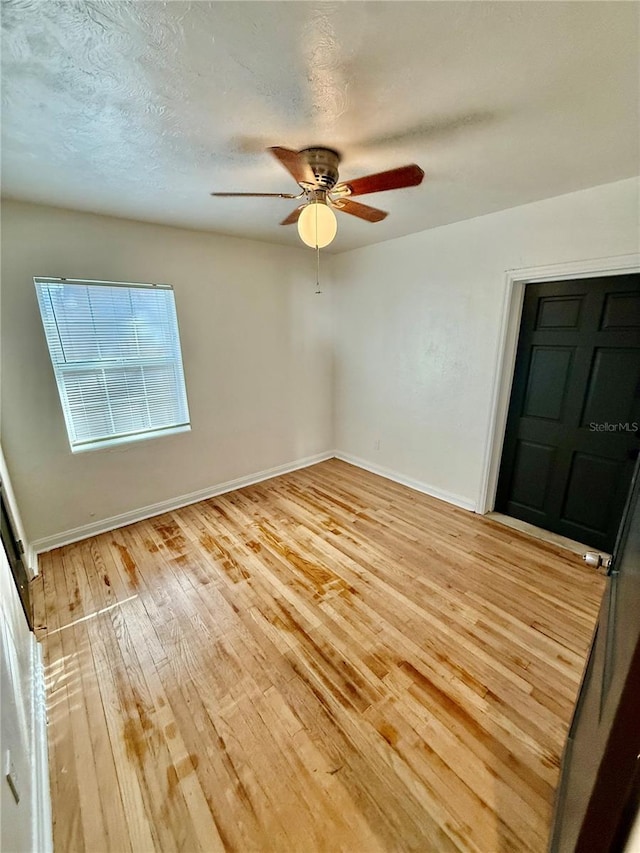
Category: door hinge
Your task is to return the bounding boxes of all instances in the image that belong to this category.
[16,539,25,556]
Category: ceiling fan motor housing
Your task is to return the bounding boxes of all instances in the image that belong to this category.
[300,148,341,190]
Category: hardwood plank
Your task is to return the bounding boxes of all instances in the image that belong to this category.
[34,459,604,852]
[47,547,86,853]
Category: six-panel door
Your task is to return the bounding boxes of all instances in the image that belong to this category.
[496,274,640,552]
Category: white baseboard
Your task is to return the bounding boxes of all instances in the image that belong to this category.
[334,451,476,512]
[31,636,53,853]
[30,449,475,562]
[31,451,334,560]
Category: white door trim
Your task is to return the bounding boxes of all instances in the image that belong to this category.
[31,636,53,853]
[476,252,640,515]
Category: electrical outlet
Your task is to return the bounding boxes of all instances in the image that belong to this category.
[374,439,381,451]
[5,750,20,804]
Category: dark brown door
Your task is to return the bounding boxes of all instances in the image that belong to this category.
[496,274,640,552]
[548,459,640,852]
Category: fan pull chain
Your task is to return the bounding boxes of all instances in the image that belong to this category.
[315,244,321,294]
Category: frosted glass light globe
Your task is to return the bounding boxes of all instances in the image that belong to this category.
[297,202,337,248]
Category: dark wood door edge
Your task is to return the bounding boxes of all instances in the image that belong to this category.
[576,635,640,852]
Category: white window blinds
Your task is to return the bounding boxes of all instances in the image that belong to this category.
[34,278,191,451]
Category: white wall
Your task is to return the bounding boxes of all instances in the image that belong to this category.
[0,446,51,853]
[1,201,333,545]
[0,546,34,853]
[333,177,640,509]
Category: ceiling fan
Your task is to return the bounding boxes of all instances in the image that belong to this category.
[210,147,424,248]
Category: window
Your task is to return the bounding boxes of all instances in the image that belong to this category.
[34,277,191,452]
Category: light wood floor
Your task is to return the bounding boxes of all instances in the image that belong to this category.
[33,460,604,853]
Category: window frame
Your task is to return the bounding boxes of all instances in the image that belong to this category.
[34,276,192,453]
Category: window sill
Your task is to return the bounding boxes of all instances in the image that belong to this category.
[70,424,191,454]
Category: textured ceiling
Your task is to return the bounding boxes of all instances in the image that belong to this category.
[2,1,639,253]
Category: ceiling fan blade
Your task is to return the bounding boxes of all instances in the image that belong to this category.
[332,198,388,222]
[210,191,301,198]
[280,206,305,226]
[336,164,424,197]
[268,147,316,186]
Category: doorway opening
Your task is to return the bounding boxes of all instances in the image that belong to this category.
[479,256,640,556]
[0,481,32,629]
[495,273,640,552]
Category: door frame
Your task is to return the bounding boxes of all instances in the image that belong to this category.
[476,252,640,515]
